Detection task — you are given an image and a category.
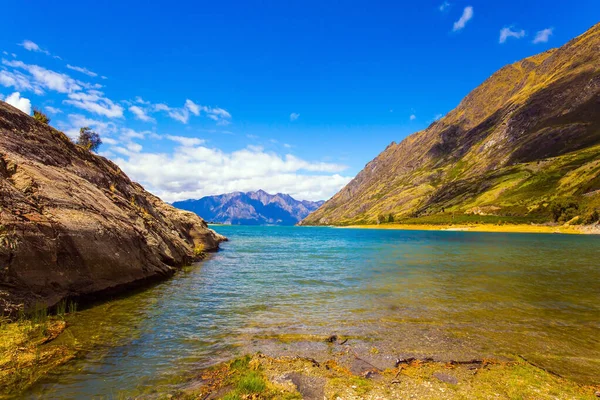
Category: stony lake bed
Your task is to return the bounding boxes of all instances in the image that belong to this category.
[1,225,596,399]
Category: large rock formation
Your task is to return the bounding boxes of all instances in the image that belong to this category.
[0,101,226,314]
[302,23,600,226]
[173,190,324,225]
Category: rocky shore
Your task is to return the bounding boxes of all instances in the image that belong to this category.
[167,336,600,399]
[0,101,226,315]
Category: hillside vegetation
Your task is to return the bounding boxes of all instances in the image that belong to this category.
[302,23,600,227]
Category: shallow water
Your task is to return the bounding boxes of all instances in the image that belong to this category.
[27,226,600,397]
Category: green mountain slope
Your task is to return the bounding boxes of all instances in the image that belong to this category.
[302,23,600,226]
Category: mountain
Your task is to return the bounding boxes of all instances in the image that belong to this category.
[173,190,325,225]
[302,23,600,226]
[0,101,226,314]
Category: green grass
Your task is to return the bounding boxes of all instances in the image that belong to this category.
[395,213,543,225]
[237,371,267,394]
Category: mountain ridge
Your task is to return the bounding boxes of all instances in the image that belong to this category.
[174,190,324,225]
[302,23,600,226]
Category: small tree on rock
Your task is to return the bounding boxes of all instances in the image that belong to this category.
[33,108,50,124]
[77,127,102,152]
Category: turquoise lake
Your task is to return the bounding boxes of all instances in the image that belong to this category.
[27,226,600,398]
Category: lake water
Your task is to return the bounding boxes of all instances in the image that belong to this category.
[27,226,600,398]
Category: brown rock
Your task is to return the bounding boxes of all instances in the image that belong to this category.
[433,372,459,385]
[283,372,325,400]
[0,101,226,314]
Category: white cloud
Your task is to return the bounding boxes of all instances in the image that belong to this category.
[4,92,31,114]
[66,64,98,77]
[60,113,118,139]
[121,128,150,140]
[0,69,41,94]
[168,108,190,123]
[499,26,526,44]
[453,6,473,31]
[153,100,232,124]
[434,113,443,121]
[439,1,450,11]
[3,59,82,94]
[135,96,150,105]
[207,107,231,120]
[533,28,553,44]
[18,40,51,56]
[290,112,300,121]
[126,141,143,153]
[64,90,124,118]
[45,106,62,114]
[185,99,201,116]
[165,135,205,147]
[129,105,155,122]
[410,114,416,121]
[102,137,119,145]
[109,143,351,202]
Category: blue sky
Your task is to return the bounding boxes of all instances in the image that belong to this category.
[1,1,598,201]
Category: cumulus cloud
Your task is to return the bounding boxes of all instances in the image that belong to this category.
[439,1,450,11]
[129,105,155,122]
[499,26,526,44]
[290,112,300,121]
[109,142,352,202]
[453,6,473,31]
[4,92,31,114]
[66,64,98,77]
[533,28,553,44]
[64,90,124,118]
[409,114,416,121]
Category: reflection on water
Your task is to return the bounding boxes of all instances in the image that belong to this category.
[28,226,600,397]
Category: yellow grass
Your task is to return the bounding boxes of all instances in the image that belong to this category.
[339,223,597,235]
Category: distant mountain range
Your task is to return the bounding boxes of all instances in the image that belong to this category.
[173,190,325,225]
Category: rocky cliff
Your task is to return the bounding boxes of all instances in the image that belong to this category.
[302,23,600,226]
[0,101,226,315]
[174,190,324,225]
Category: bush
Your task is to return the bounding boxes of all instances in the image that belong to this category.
[387,213,395,223]
[33,108,50,124]
[583,209,599,225]
[76,127,102,152]
[549,199,579,223]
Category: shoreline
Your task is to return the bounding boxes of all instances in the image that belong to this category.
[337,223,600,235]
[173,349,600,399]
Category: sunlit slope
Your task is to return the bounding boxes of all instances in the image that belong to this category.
[302,23,600,226]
